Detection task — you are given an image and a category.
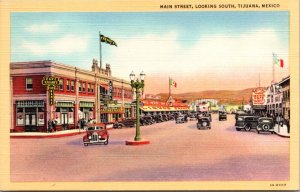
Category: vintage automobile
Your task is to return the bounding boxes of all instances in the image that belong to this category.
[176,115,188,123]
[235,115,259,131]
[83,123,109,146]
[196,117,211,129]
[219,111,227,121]
[113,119,136,129]
[256,117,275,134]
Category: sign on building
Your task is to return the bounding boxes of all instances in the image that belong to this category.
[42,76,59,105]
[108,80,113,100]
[252,87,267,105]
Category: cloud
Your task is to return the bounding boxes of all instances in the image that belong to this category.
[108,29,288,93]
[26,23,59,33]
[20,35,90,55]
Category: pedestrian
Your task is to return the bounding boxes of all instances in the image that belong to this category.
[80,118,84,129]
[47,119,52,133]
[286,119,290,134]
[52,119,57,132]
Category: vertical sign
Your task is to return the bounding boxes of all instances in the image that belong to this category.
[108,80,113,100]
[42,76,59,105]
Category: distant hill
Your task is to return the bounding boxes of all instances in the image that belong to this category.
[155,88,254,105]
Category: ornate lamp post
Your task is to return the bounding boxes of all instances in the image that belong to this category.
[126,71,149,145]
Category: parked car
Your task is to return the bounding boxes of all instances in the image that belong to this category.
[176,115,188,123]
[235,115,259,131]
[219,111,227,121]
[256,117,275,134]
[83,123,109,146]
[114,119,136,129]
[196,117,211,129]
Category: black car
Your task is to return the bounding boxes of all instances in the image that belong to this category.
[256,117,275,134]
[113,119,136,129]
[196,117,211,129]
[235,115,259,131]
[219,111,227,121]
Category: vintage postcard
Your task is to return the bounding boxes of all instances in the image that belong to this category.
[0,0,299,191]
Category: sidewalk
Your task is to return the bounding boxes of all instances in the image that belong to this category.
[273,124,290,138]
[10,129,86,139]
[10,124,115,139]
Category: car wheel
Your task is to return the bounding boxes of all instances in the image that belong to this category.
[257,130,260,134]
[236,128,241,131]
[118,125,122,129]
[84,143,88,146]
[245,124,251,131]
[104,139,108,145]
[262,124,270,131]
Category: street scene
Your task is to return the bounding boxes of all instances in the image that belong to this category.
[10,11,290,182]
[11,114,289,182]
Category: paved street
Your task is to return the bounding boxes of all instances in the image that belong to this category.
[10,114,289,182]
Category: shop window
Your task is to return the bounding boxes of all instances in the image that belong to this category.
[67,80,70,91]
[71,81,75,92]
[26,77,33,90]
[59,79,64,91]
[82,82,86,92]
[91,84,94,93]
[16,108,24,126]
[78,82,82,92]
[87,83,90,93]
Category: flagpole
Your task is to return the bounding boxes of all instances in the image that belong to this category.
[169,77,171,98]
[99,31,102,69]
[272,52,275,84]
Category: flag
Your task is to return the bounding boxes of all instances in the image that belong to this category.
[100,34,117,47]
[273,53,284,68]
[169,78,177,88]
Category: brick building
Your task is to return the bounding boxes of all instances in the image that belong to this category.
[10,59,133,132]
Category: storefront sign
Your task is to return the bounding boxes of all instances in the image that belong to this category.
[252,87,267,105]
[108,80,113,100]
[42,76,59,105]
[100,107,124,113]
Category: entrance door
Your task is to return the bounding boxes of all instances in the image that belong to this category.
[61,113,68,130]
[25,114,37,132]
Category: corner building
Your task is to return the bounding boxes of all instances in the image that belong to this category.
[10,60,133,132]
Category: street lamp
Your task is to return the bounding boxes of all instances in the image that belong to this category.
[128,71,148,143]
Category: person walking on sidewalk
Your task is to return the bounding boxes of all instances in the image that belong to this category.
[47,119,52,133]
[52,119,57,132]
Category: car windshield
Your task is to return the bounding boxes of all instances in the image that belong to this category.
[95,126,104,130]
[87,127,94,131]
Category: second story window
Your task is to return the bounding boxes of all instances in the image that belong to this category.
[59,79,64,91]
[87,83,90,93]
[82,82,86,92]
[91,84,94,93]
[66,80,70,91]
[71,81,75,92]
[26,77,33,90]
[78,82,82,92]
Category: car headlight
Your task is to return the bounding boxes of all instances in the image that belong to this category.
[88,136,91,139]
[98,135,102,138]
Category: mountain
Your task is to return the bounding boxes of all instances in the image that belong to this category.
[156,88,254,105]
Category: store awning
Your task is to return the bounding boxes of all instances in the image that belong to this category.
[141,106,190,112]
[80,101,94,108]
[56,101,74,107]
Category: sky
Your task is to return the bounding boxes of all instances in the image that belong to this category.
[11,12,289,94]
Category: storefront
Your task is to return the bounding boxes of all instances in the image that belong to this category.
[15,100,45,132]
[55,101,75,130]
[79,101,95,121]
[100,105,124,122]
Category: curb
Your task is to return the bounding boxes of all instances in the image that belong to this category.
[10,131,85,139]
[274,132,290,138]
